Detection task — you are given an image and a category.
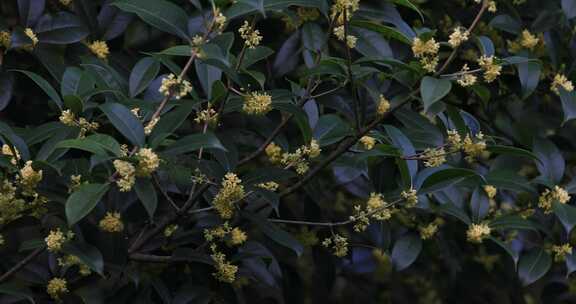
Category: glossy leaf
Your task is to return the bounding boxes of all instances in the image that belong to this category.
[66,183,110,226]
[420,76,452,112]
[518,248,551,286]
[391,233,422,271]
[100,102,145,147]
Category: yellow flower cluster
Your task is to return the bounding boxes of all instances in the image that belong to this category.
[136,148,160,176]
[0,180,26,225]
[552,243,573,262]
[113,160,136,192]
[24,28,38,47]
[412,37,440,73]
[538,186,571,213]
[359,136,376,150]
[213,173,245,219]
[45,228,74,252]
[19,161,43,195]
[447,130,462,149]
[2,144,20,165]
[230,227,248,246]
[330,0,359,24]
[477,55,502,83]
[322,234,348,257]
[488,1,497,12]
[144,117,159,135]
[58,255,91,276]
[265,142,283,164]
[333,25,357,49]
[422,147,446,168]
[204,222,247,246]
[484,185,497,199]
[211,249,238,283]
[0,31,11,49]
[466,223,491,243]
[46,277,69,300]
[88,40,110,60]
[401,188,419,208]
[377,95,391,115]
[447,130,487,162]
[279,140,321,175]
[99,212,124,233]
[243,91,272,115]
[159,74,193,99]
[213,9,227,33]
[257,181,279,191]
[58,110,100,138]
[238,21,263,49]
[194,108,219,126]
[350,193,393,232]
[456,64,478,87]
[448,27,469,48]
[520,30,539,50]
[419,222,439,240]
[551,73,574,95]
[164,224,179,237]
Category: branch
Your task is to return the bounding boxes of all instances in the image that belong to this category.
[0,247,45,283]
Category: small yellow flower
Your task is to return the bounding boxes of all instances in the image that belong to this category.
[360,136,376,150]
[322,234,348,257]
[238,21,263,48]
[552,243,573,262]
[265,142,283,164]
[47,277,69,300]
[477,55,502,83]
[213,9,227,33]
[422,147,446,168]
[456,64,478,87]
[158,74,193,99]
[401,188,418,208]
[213,173,245,219]
[365,192,392,221]
[333,25,357,48]
[229,227,247,246]
[448,27,469,48]
[257,181,279,191]
[419,223,439,240]
[447,129,463,150]
[88,40,110,60]
[377,95,391,115]
[0,31,11,49]
[59,109,76,126]
[538,186,571,213]
[2,144,20,165]
[462,132,487,162]
[99,212,124,233]
[520,30,539,50]
[243,92,272,115]
[144,117,159,135]
[466,223,491,243]
[488,1,497,13]
[164,224,179,237]
[113,160,136,192]
[412,37,440,73]
[484,185,497,199]
[305,139,321,158]
[211,250,238,283]
[551,73,574,95]
[136,148,160,177]
[24,28,38,47]
[194,108,219,126]
[45,228,73,252]
[19,161,43,195]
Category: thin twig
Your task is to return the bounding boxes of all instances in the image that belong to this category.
[0,247,45,283]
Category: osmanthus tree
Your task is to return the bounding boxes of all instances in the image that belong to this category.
[1,0,576,302]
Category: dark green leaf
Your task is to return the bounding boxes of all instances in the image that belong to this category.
[420,76,452,112]
[62,242,104,275]
[162,132,227,156]
[135,178,158,220]
[66,183,110,226]
[313,114,352,146]
[100,102,145,147]
[391,233,422,271]
[129,57,160,97]
[244,212,304,257]
[518,248,551,286]
[553,201,576,234]
[420,168,482,194]
[0,283,35,304]
[13,70,63,109]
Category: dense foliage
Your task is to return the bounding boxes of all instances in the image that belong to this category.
[3,0,576,302]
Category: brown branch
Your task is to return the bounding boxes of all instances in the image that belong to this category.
[0,247,45,283]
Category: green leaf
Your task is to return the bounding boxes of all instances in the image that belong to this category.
[242,46,275,68]
[135,178,158,220]
[112,0,190,41]
[85,134,123,157]
[385,125,417,186]
[553,201,576,234]
[313,114,352,146]
[244,212,304,257]
[56,138,109,156]
[518,248,551,286]
[162,132,227,156]
[419,168,482,194]
[489,215,542,232]
[420,76,452,112]
[435,202,471,225]
[35,12,89,44]
[156,45,193,57]
[63,95,83,114]
[391,233,422,271]
[129,57,160,97]
[390,0,424,21]
[563,0,576,19]
[66,183,110,226]
[226,0,326,19]
[62,242,104,275]
[489,237,519,266]
[470,187,489,222]
[149,101,196,148]
[350,20,412,45]
[0,283,35,304]
[13,70,63,109]
[533,138,565,184]
[517,61,541,99]
[100,103,145,147]
[487,145,540,163]
[559,89,576,124]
